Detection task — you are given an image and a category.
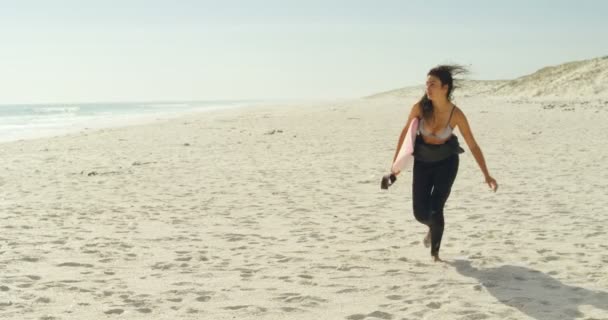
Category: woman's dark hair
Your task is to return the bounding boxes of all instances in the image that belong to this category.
[418,65,469,121]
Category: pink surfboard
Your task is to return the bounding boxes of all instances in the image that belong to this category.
[391,117,418,173]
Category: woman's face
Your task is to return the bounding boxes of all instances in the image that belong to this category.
[425,75,448,100]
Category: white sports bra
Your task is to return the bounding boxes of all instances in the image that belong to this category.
[418,106,456,141]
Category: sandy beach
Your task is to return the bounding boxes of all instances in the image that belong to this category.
[1,86,607,319]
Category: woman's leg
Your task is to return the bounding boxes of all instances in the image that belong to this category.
[412,160,435,250]
[428,155,459,258]
[412,160,434,226]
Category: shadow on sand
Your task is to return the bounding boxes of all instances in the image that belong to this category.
[449,260,608,320]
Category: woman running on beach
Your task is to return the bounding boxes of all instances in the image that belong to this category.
[391,65,498,262]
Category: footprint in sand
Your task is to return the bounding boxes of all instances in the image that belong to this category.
[21,257,40,262]
[57,262,94,268]
[104,308,124,315]
[459,312,490,319]
[335,288,358,294]
[35,297,52,303]
[195,296,211,302]
[276,293,328,308]
[346,310,394,320]
[541,255,560,262]
[223,305,268,313]
[384,269,402,276]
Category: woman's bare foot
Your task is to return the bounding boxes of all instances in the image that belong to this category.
[423,230,431,248]
[432,254,444,262]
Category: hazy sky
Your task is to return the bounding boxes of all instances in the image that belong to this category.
[1,0,606,103]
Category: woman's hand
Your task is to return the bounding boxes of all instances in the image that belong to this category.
[485,176,498,192]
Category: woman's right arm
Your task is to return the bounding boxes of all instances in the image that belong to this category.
[391,103,420,173]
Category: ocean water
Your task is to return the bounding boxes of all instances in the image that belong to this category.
[0,100,256,143]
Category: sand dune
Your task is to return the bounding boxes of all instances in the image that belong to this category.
[368,55,608,100]
[491,56,608,98]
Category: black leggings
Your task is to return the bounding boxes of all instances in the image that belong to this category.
[412,154,459,256]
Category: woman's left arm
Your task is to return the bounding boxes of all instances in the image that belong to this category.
[454,108,498,192]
